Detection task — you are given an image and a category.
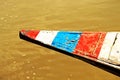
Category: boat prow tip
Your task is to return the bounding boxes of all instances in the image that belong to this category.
[19,29,40,39]
[19,29,25,35]
[19,30,26,39]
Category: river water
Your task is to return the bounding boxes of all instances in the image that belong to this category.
[0,0,120,80]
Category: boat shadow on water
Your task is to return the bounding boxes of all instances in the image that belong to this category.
[19,32,120,77]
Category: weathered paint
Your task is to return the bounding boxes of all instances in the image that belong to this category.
[109,33,120,65]
[35,30,58,45]
[52,31,81,53]
[73,32,103,58]
[20,30,120,70]
[98,32,117,61]
[21,30,40,39]
[93,32,106,58]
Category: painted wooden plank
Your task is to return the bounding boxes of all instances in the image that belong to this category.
[98,32,117,62]
[73,32,102,58]
[93,32,106,58]
[35,30,58,45]
[97,59,120,70]
[51,31,81,53]
[21,30,40,39]
[20,30,120,70]
[109,33,120,65]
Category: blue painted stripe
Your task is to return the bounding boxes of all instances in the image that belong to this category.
[51,31,81,53]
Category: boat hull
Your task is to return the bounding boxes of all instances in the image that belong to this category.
[19,30,120,70]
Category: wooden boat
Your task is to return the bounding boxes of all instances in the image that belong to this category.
[19,30,120,70]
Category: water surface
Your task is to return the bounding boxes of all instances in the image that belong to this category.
[0,0,120,80]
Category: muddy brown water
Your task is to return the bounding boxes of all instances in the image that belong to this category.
[0,0,120,80]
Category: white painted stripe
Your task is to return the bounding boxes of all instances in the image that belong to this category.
[35,30,58,45]
[98,32,117,61]
[109,33,120,64]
